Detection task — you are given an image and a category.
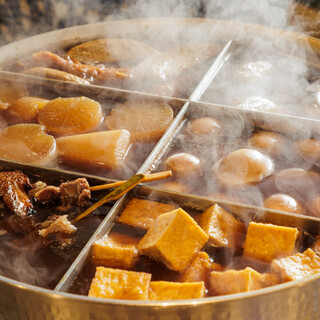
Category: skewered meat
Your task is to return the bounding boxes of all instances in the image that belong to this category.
[0,171,35,217]
[32,51,134,83]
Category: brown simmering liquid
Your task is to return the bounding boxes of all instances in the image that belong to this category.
[0,197,108,289]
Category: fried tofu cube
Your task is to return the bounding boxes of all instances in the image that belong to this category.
[88,267,151,300]
[92,233,139,269]
[243,222,298,262]
[209,267,263,295]
[117,198,176,230]
[149,281,206,300]
[138,208,209,272]
[271,248,320,281]
[259,273,280,288]
[199,204,245,250]
[181,251,223,283]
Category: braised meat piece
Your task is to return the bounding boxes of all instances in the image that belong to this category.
[38,215,77,237]
[0,171,35,217]
[59,178,91,209]
[31,178,91,209]
[33,185,60,203]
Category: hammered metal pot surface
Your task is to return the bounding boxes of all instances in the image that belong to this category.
[1,274,320,320]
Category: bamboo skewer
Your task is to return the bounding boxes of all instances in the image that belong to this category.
[72,174,145,223]
[89,170,172,192]
[72,171,172,223]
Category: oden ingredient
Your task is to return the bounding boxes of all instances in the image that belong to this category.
[38,96,102,135]
[56,129,131,169]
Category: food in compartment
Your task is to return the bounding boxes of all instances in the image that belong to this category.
[164,153,202,178]
[0,123,57,165]
[199,204,245,250]
[87,197,320,301]
[38,97,103,135]
[88,267,151,300]
[31,51,134,84]
[0,170,35,217]
[16,38,221,99]
[148,281,206,301]
[0,87,174,178]
[117,198,176,230]
[4,96,49,124]
[65,38,158,65]
[215,148,274,186]
[92,233,139,269]
[209,267,273,296]
[309,195,320,217]
[181,251,223,283]
[263,193,306,215]
[0,83,28,110]
[105,100,174,142]
[237,96,281,113]
[56,129,131,169]
[243,222,299,262]
[0,169,111,288]
[296,139,320,165]
[186,116,221,137]
[153,111,320,218]
[271,248,320,281]
[22,67,91,84]
[138,208,209,273]
[248,131,287,157]
[137,42,220,82]
[38,215,77,237]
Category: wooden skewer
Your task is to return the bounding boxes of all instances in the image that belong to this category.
[89,170,172,192]
[72,174,145,223]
